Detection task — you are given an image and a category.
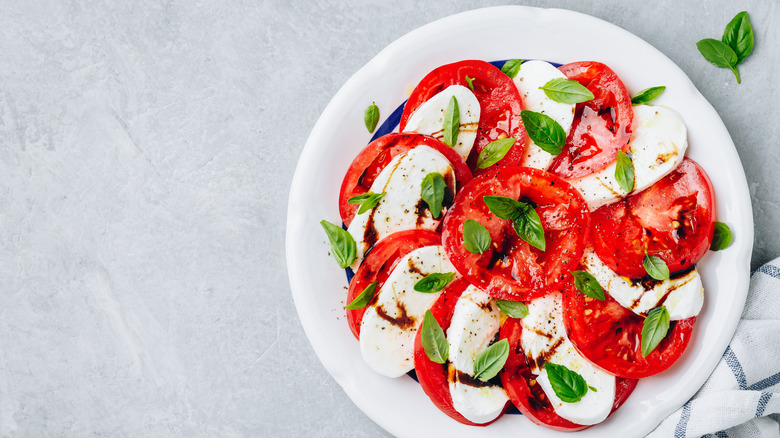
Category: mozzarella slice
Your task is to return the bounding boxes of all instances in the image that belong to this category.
[360,245,456,378]
[581,247,703,320]
[403,85,480,161]
[513,60,576,170]
[567,105,688,211]
[347,145,455,269]
[521,293,615,425]
[446,285,509,424]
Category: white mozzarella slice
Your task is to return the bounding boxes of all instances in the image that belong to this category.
[513,60,576,171]
[581,247,703,320]
[359,245,456,378]
[403,85,480,161]
[521,293,615,425]
[567,105,688,211]
[446,286,509,424]
[347,145,455,269]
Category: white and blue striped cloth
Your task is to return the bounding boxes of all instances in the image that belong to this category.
[648,259,780,437]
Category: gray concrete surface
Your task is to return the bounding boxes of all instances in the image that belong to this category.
[0,0,777,436]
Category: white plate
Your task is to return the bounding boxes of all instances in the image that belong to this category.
[286,6,753,437]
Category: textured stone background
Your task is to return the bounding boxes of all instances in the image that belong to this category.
[0,0,777,436]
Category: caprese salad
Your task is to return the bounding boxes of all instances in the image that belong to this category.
[320,58,733,431]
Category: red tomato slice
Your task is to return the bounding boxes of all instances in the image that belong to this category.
[413,277,508,426]
[442,167,590,301]
[548,62,633,179]
[399,60,526,175]
[562,280,695,379]
[345,229,442,339]
[591,158,716,278]
[499,314,637,431]
[339,133,473,226]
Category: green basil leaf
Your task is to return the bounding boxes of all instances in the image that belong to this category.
[710,221,733,251]
[588,385,598,392]
[615,151,635,193]
[443,96,460,148]
[465,75,475,91]
[520,110,566,155]
[463,219,491,254]
[421,310,448,364]
[473,338,510,381]
[320,220,357,269]
[571,270,605,301]
[364,102,380,133]
[347,192,385,214]
[722,11,754,63]
[539,78,594,104]
[495,300,529,319]
[345,281,377,309]
[477,138,516,169]
[421,172,446,219]
[641,306,670,357]
[631,86,666,105]
[414,272,456,293]
[545,363,590,403]
[512,204,545,251]
[483,195,523,220]
[500,59,524,79]
[696,38,741,83]
[643,251,670,281]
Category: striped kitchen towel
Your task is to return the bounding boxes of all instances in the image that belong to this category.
[647,258,780,437]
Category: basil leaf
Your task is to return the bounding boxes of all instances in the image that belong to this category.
[414,272,456,293]
[571,271,605,301]
[710,221,733,251]
[476,138,516,169]
[463,219,491,254]
[465,75,475,91]
[483,195,523,220]
[347,192,385,214]
[696,38,741,83]
[421,310,448,364]
[345,282,377,309]
[443,96,460,148]
[520,110,566,155]
[643,251,670,281]
[473,338,509,381]
[588,385,598,392]
[615,151,635,193]
[320,220,357,268]
[545,363,590,403]
[421,172,446,219]
[495,300,529,319]
[364,102,380,133]
[501,59,524,79]
[539,78,594,104]
[631,86,666,105]
[722,11,754,63]
[641,306,670,357]
[512,204,545,251]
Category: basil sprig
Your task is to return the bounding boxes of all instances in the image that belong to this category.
[710,221,733,251]
[414,272,456,293]
[348,192,385,214]
[545,363,594,403]
[465,75,475,91]
[615,151,635,193]
[539,78,594,104]
[421,172,446,219]
[345,282,377,309]
[495,300,529,319]
[641,306,670,357]
[364,102,380,133]
[521,110,566,155]
[696,11,754,84]
[631,86,666,105]
[443,96,460,148]
[476,138,516,169]
[501,59,524,79]
[421,310,448,364]
[483,195,545,251]
[643,251,670,281]
[473,338,509,381]
[571,271,605,301]
[463,219,491,254]
[320,220,357,268]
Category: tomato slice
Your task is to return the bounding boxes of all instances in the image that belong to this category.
[562,279,695,379]
[339,133,473,226]
[399,60,526,174]
[548,62,633,179]
[498,315,637,431]
[345,229,442,339]
[591,158,716,278]
[442,167,590,301]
